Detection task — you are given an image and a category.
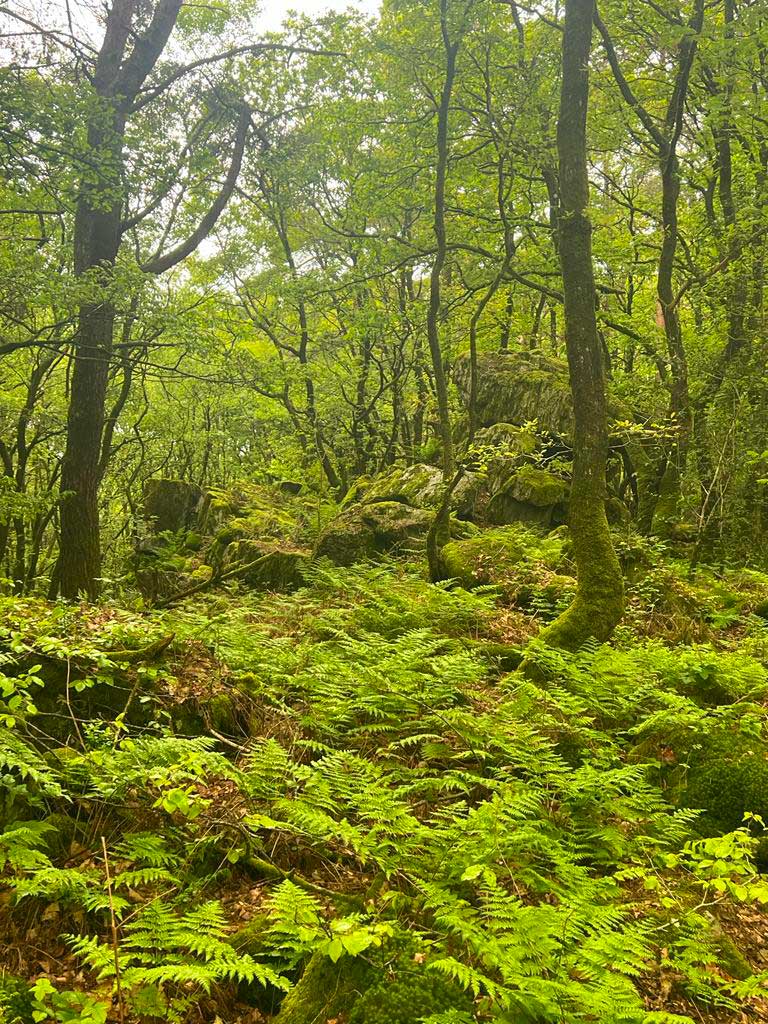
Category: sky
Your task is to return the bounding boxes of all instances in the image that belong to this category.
[254,0,380,32]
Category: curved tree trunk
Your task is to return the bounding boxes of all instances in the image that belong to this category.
[537,0,624,651]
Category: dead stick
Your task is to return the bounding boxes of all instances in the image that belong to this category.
[101,836,125,1024]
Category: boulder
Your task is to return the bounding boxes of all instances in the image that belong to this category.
[273,952,374,1024]
[473,421,539,455]
[487,465,569,528]
[142,478,203,535]
[441,526,532,591]
[440,524,572,603]
[224,540,309,591]
[359,463,443,506]
[200,483,303,543]
[314,501,433,566]
[454,350,630,437]
[454,351,574,434]
[357,463,482,519]
[679,728,768,836]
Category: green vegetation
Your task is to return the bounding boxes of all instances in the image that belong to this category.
[3,0,768,1020]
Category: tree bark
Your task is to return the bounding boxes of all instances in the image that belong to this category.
[425,0,459,480]
[536,0,624,651]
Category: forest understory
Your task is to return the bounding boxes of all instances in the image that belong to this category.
[4,0,768,1019]
[4,501,768,1024]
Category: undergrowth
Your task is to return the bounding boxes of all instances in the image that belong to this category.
[1,556,768,1022]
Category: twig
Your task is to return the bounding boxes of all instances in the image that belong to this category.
[101,836,125,1024]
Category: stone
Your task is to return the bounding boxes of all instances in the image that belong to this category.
[314,501,433,566]
[454,350,574,434]
[440,524,571,603]
[454,350,630,437]
[487,465,569,528]
[142,478,203,535]
[357,463,482,520]
[680,728,768,835]
[224,540,310,591]
[272,952,374,1024]
[440,526,531,591]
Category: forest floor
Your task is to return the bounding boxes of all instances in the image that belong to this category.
[3,539,768,1022]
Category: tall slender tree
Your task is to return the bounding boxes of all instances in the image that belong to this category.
[537,0,624,650]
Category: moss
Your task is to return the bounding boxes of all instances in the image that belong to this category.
[474,421,538,453]
[314,501,433,566]
[214,524,246,548]
[454,350,574,433]
[441,526,530,590]
[361,463,444,507]
[440,525,568,603]
[487,465,570,529]
[713,933,753,981]
[507,465,570,507]
[535,498,624,652]
[228,913,272,956]
[142,478,203,535]
[359,463,482,520]
[0,975,34,1024]
[207,692,237,733]
[272,952,374,1024]
[680,728,768,834]
[223,541,309,591]
[348,969,472,1024]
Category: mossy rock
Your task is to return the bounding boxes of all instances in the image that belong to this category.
[515,572,577,612]
[454,350,574,434]
[454,350,631,438]
[207,692,238,734]
[441,526,531,591]
[183,531,203,551]
[225,540,309,591]
[676,728,768,834]
[142,478,203,535]
[359,463,482,520]
[668,650,768,707]
[360,463,444,507]
[272,952,375,1024]
[314,501,433,566]
[348,968,472,1024]
[713,932,753,980]
[487,465,569,528]
[474,421,538,454]
[0,975,34,1024]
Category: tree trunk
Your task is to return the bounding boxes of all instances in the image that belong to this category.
[58,0,153,598]
[537,0,623,651]
[425,0,459,480]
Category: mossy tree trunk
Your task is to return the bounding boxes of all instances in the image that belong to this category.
[537,0,623,651]
[425,0,459,481]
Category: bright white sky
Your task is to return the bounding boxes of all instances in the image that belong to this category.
[254,0,380,31]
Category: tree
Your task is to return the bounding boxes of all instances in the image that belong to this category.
[537,0,624,650]
[54,0,254,598]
